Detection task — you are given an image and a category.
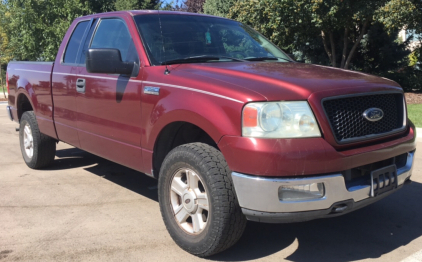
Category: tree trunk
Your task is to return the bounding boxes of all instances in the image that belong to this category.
[344,19,370,70]
[321,30,333,66]
[340,27,349,68]
[329,32,337,67]
[0,64,5,99]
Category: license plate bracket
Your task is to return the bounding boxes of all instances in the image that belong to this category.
[370,164,398,197]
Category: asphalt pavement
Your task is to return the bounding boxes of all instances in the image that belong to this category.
[1,102,422,262]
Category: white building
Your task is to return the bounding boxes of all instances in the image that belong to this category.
[399,29,422,51]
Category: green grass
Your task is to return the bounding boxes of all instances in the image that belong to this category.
[408,104,422,128]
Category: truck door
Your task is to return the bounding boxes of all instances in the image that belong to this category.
[75,17,144,172]
[52,20,90,147]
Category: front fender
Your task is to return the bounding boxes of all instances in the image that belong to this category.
[143,93,244,150]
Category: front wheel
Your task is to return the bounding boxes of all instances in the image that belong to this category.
[19,111,56,169]
[158,143,246,257]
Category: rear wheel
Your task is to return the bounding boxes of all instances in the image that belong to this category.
[19,111,56,169]
[158,143,246,257]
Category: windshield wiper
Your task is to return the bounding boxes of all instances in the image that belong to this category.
[161,55,246,65]
[244,57,292,62]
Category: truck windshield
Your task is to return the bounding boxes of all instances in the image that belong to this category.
[134,14,291,65]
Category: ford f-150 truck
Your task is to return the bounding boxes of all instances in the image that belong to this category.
[5,10,416,257]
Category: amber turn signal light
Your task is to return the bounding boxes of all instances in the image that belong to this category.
[243,106,258,127]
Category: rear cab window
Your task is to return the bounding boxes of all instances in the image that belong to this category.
[78,19,98,65]
[63,21,89,64]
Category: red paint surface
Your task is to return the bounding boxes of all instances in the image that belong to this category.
[6,11,416,177]
[219,127,415,176]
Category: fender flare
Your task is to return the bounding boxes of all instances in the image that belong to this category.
[15,78,37,120]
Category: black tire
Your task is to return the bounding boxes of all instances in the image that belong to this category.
[19,111,56,169]
[158,143,246,257]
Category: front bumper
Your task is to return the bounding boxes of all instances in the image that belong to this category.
[232,151,415,223]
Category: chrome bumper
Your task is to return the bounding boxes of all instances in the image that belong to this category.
[232,151,414,215]
[6,106,13,121]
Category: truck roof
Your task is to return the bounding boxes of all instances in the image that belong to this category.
[79,10,229,20]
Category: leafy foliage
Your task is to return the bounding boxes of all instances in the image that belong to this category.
[159,0,188,11]
[185,0,205,13]
[354,22,410,74]
[0,0,421,91]
[227,0,422,90]
[376,0,422,35]
[83,0,116,13]
[229,0,395,69]
[115,0,139,10]
[203,0,237,17]
[0,0,162,63]
[0,23,12,86]
[1,0,90,61]
[0,23,13,64]
[376,0,422,68]
[114,0,160,10]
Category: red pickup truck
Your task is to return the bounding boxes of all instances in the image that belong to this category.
[5,10,416,256]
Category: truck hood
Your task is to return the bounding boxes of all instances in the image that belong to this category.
[182,62,402,101]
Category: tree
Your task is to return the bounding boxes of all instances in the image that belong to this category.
[115,0,138,10]
[1,0,90,61]
[376,0,422,35]
[353,22,410,74]
[229,0,395,69]
[83,0,116,13]
[203,0,237,17]
[0,21,13,68]
[0,24,13,98]
[185,0,205,13]
[114,0,160,10]
[159,0,187,10]
[376,0,422,67]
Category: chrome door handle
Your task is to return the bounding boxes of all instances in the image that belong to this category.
[76,78,86,93]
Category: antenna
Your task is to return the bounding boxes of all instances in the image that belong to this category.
[158,10,170,75]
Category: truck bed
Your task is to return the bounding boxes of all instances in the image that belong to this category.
[7,61,57,139]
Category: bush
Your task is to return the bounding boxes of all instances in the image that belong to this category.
[382,67,422,92]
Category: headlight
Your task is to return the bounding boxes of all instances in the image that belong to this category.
[242,101,321,138]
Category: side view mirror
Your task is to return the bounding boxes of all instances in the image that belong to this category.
[86,48,134,75]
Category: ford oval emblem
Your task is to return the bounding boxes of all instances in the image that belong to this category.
[363,108,384,122]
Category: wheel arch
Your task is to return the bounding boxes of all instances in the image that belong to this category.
[145,97,243,178]
[15,77,37,121]
[152,121,218,178]
[16,92,35,121]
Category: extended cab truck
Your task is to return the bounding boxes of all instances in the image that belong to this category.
[5,11,416,257]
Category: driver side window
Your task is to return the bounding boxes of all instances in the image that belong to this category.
[90,18,139,63]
